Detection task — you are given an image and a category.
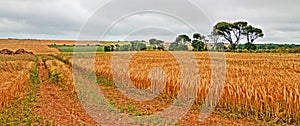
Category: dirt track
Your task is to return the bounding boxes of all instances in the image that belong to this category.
[35,57,98,125]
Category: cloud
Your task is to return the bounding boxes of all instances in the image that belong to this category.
[0,0,89,39]
[0,0,299,43]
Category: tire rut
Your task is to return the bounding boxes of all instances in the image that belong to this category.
[34,56,99,125]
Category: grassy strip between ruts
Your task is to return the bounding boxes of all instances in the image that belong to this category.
[0,56,50,125]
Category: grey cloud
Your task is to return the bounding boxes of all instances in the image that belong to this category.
[0,0,299,43]
[0,0,89,38]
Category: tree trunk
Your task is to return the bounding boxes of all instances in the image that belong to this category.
[231,44,237,51]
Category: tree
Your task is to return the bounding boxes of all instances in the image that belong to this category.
[178,44,188,50]
[120,44,131,51]
[115,44,120,51]
[170,34,191,51]
[213,21,263,51]
[136,43,147,51]
[155,40,164,45]
[175,34,191,44]
[157,44,165,51]
[110,45,115,51]
[208,31,222,50]
[149,38,157,46]
[153,46,157,50]
[191,33,205,51]
[241,25,263,51]
[232,21,248,45]
[215,42,227,51]
[104,46,112,52]
[149,38,164,50]
[168,42,188,51]
[244,42,257,51]
[213,22,233,45]
[168,42,179,51]
[193,33,201,40]
[130,42,136,51]
[213,21,248,50]
[192,40,205,51]
[244,25,264,44]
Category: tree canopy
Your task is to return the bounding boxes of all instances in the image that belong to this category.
[213,21,263,50]
[175,34,191,44]
[244,25,264,43]
[192,33,206,51]
[149,38,165,50]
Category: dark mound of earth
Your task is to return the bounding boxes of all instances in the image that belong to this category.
[0,49,33,55]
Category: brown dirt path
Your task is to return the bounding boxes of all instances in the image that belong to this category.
[34,57,99,125]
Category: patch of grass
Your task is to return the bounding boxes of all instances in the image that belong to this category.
[48,70,60,83]
[215,106,267,125]
[126,102,136,114]
[49,45,104,52]
[30,59,40,84]
[97,76,114,87]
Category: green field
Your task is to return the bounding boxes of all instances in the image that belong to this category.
[49,45,104,52]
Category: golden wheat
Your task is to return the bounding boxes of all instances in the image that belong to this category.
[45,58,75,94]
[95,52,300,123]
[56,52,300,124]
[0,55,35,107]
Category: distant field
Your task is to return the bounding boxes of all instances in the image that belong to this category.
[0,39,180,53]
[0,39,60,54]
[0,39,130,53]
[49,45,105,52]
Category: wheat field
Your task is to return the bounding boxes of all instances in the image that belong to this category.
[81,52,300,124]
[7,51,298,124]
[0,55,35,107]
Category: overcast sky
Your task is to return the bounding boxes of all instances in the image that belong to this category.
[0,0,299,44]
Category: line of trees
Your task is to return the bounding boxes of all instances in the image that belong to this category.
[103,21,265,52]
[104,42,147,52]
[167,21,264,51]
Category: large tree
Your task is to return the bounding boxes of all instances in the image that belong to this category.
[213,21,247,50]
[213,21,263,50]
[175,34,191,44]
